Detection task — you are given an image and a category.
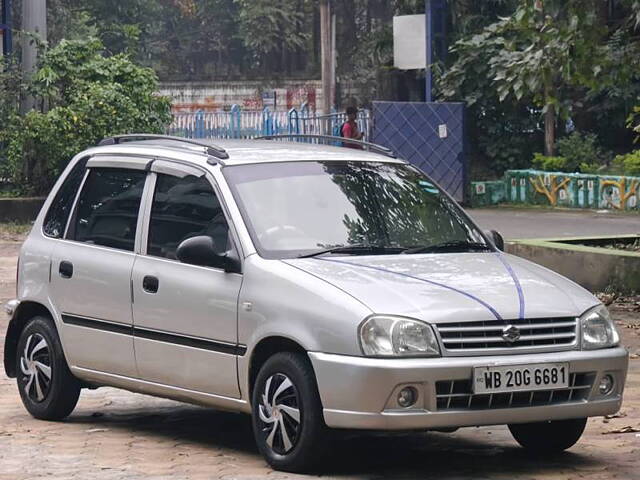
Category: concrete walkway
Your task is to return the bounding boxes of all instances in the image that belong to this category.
[468,207,640,240]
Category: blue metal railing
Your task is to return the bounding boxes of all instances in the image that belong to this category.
[167,105,371,141]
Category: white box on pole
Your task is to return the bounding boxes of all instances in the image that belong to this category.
[393,14,426,70]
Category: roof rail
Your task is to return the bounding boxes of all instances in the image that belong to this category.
[256,134,397,159]
[98,134,229,160]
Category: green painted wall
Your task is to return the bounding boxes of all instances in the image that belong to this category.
[470,169,640,211]
[470,180,506,207]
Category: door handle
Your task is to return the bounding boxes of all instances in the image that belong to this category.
[59,261,74,279]
[142,275,159,294]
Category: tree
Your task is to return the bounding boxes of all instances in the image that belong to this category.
[441,0,640,159]
[445,1,607,156]
[234,0,312,74]
[1,38,172,194]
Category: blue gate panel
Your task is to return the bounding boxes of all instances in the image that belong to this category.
[372,101,466,202]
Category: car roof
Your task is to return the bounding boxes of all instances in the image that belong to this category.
[83,138,405,167]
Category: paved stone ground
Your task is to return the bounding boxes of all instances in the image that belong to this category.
[1,233,639,480]
[469,207,640,240]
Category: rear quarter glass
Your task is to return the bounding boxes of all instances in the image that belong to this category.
[43,157,89,238]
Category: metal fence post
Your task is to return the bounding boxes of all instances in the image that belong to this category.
[194,110,204,139]
[300,102,309,134]
[230,104,241,138]
[262,107,273,136]
[288,108,299,135]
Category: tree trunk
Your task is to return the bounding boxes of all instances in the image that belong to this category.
[544,82,556,156]
[544,103,555,156]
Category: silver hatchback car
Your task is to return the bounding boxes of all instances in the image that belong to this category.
[4,135,628,472]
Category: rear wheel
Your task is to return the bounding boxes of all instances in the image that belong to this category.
[16,316,80,420]
[508,418,587,453]
[251,352,329,473]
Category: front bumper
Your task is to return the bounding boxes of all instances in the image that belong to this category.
[309,347,628,430]
[4,299,20,319]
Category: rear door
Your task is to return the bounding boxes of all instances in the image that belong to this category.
[50,156,150,377]
[131,162,243,398]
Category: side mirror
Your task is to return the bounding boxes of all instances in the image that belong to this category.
[176,235,240,272]
[488,229,505,251]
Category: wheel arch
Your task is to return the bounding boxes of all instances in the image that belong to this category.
[4,301,54,378]
[247,335,311,401]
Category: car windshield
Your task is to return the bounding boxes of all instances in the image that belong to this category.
[223,161,490,259]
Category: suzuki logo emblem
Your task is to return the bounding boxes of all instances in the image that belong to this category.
[502,325,521,343]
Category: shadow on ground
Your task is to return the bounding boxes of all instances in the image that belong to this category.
[66,403,599,478]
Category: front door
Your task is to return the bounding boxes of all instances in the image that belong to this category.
[50,163,148,377]
[131,167,242,398]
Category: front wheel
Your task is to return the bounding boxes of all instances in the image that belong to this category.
[251,352,329,473]
[508,418,587,453]
[16,316,81,420]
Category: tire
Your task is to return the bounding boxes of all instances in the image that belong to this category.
[508,417,587,453]
[251,351,329,473]
[16,316,81,420]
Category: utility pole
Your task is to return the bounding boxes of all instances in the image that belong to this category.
[425,0,433,102]
[330,11,336,112]
[320,0,333,114]
[1,0,13,57]
[21,0,47,111]
[425,0,446,102]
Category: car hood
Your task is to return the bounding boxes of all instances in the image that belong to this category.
[284,253,598,324]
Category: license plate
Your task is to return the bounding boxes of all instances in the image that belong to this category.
[473,363,569,394]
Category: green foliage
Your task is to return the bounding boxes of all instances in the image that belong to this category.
[556,132,606,171]
[613,150,640,176]
[68,0,160,57]
[440,0,640,169]
[475,107,541,174]
[630,105,640,141]
[531,153,569,172]
[437,1,542,175]
[145,0,245,79]
[53,0,314,79]
[531,153,598,174]
[442,0,610,157]
[1,38,172,195]
[0,57,24,126]
[532,132,605,173]
[234,0,308,59]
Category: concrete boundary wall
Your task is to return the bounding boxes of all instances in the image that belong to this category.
[507,234,640,293]
[159,80,323,113]
[0,197,44,222]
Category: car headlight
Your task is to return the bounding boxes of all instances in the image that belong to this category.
[580,304,620,350]
[359,315,440,357]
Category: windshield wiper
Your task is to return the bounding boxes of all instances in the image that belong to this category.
[298,244,404,258]
[402,241,493,254]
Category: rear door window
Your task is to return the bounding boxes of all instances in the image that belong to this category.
[68,168,146,252]
[147,174,230,260]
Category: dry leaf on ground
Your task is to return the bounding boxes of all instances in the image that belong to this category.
[602,425,640,434]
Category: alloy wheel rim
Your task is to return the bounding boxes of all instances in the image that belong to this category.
[258,373,301,455]
[20,333,52,403]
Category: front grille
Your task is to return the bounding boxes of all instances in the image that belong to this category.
[435,372,594,411]
[436,317,578,352]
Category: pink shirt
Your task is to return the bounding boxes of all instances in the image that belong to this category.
[342,121,362,149]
